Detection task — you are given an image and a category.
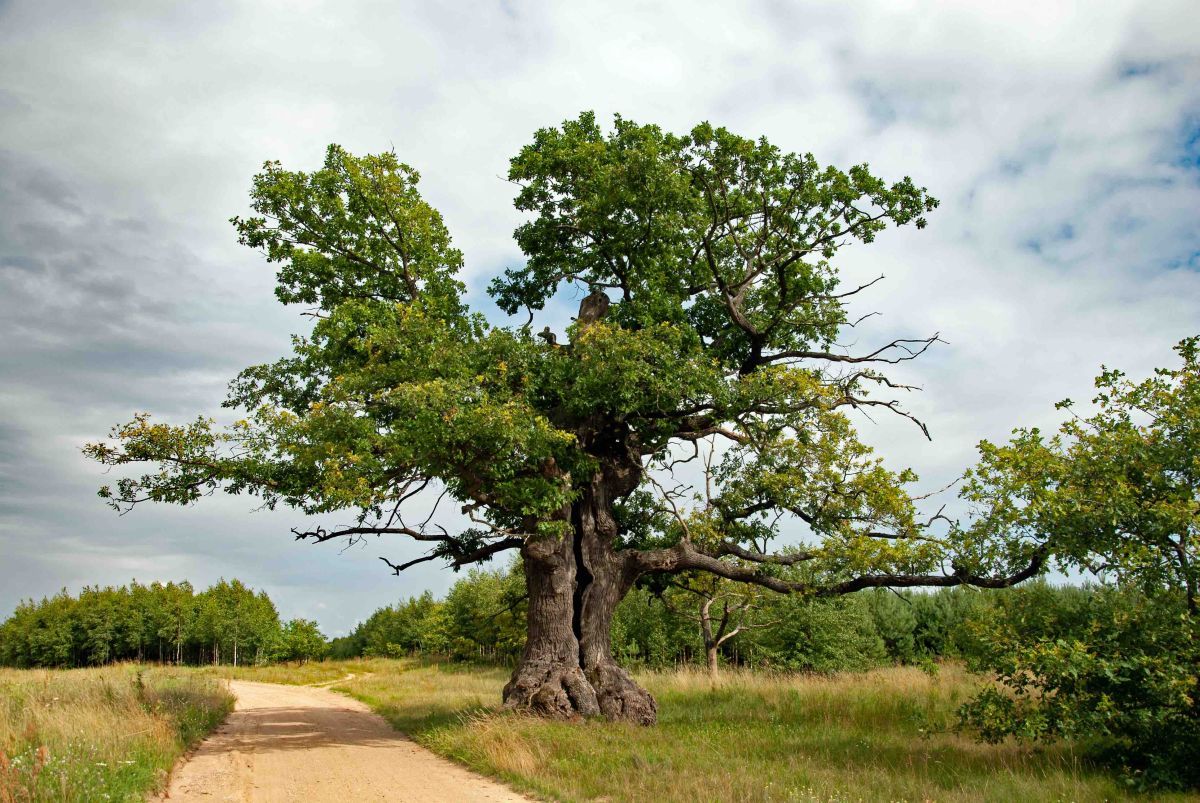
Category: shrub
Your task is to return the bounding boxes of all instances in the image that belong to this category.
[959,586,1200,790]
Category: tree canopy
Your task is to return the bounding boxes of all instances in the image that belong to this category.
[959,336,1200,610]
[86,113,1045,723]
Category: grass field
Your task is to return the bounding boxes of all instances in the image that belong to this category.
[5,659,1197,802]
[0,665,231,802]
[226,658,1198,803]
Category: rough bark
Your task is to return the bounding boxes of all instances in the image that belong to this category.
[502,474,657,724]
[502,521,600,719]
[576,479,658,724]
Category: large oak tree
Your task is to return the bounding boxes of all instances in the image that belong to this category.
[87,113,1044,723]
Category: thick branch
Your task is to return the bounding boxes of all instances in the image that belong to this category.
[632,540,1049,595]
[381,537,525,574]
[292,524,524,572]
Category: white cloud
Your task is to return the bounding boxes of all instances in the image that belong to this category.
[0,0,1197,633]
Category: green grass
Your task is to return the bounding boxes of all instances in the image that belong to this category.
[51,658,1196,801]
[278,658,1197,802]
[0,664,232,802]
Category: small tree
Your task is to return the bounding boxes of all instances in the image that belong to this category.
[158,581,196,665]
[658,575,771,680]
[87,113,1045,723]
[278,619,328,664]
[957,337,1200,788]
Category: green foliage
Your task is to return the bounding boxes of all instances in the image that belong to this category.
[865,589,919,663]
[275,619,329,664]
[85,112,976,609]
[231,144,467,313]
[957,340,1200,789]
[959,587,1199,790]
[494,112,936,354]
[337,562,1043,677]
[440,566,526,660]
[865,587,989,665]
[0,579,312,669]
[745,593,887,673]
[349,590,447,658]
[957,336,1200,605]
[337,563,526,663]
[611,586,702,667]
[1,593,76,668]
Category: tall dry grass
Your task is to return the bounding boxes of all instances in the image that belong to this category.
[202,659,358,686]
[332,660,1199,802]
[0,665,231,802]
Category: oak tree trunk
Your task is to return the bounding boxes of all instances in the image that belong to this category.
[575,481,657,724]
[502,515,600,719]
[502,479,657,724]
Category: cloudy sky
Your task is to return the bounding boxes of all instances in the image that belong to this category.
[1,0,1198,634]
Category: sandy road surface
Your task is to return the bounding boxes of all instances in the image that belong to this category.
[158,680,532,802]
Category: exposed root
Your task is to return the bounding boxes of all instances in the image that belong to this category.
[503,657,656,724]
[502,661,600,720]
[587,661,657,725]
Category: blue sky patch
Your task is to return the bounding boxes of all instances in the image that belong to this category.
[1117,61,1165,80]
[1180,117,1200,170]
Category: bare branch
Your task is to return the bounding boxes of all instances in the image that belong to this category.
[757,333,943,368]
[835,394,933,441]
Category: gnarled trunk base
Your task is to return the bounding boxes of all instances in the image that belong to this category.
[505,469,658,724]
[502,532,657,724]
[502,655,656,724]
[586,660,657,724]
[502,656,599,719]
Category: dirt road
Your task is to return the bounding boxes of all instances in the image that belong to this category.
[158,680,532,802]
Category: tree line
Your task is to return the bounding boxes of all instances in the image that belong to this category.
[328,558,1071,674]
[0,579,327,668]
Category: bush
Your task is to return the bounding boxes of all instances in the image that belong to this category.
[959,586,1200,790]
[954,339,1200,789]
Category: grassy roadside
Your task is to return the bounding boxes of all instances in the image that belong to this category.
[0,665,232,802]
[200,658,377,686]
[68,657,1197,802]
[326,659,1196,803]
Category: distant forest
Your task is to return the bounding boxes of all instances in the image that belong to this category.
[327,560,1110,675]
[0,579,325,668]
[0,564,1120,677]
